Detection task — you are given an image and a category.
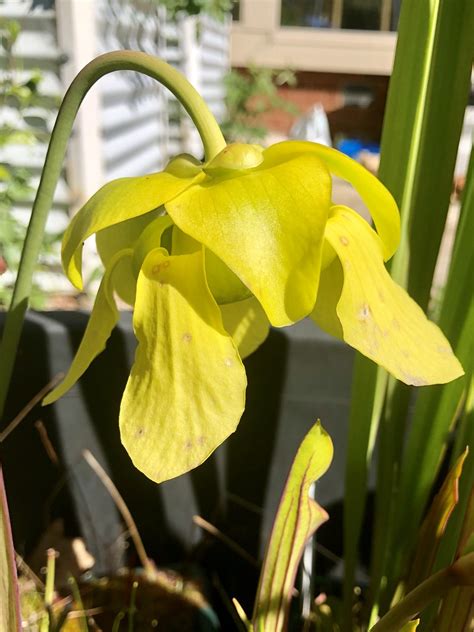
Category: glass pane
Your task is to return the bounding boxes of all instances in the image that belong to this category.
[391,0,401,31]
[341,0,381,30]
[232,0,240,21]
[280,0,333,28]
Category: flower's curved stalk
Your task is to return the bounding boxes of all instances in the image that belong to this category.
[0,51,226,419]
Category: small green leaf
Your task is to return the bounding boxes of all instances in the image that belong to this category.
[252,421,333,632]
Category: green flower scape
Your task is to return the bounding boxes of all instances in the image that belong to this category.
[42,86,463,485]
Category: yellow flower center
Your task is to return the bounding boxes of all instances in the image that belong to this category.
[204,143,264,176]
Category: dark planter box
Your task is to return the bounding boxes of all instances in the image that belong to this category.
[1,310,358,615]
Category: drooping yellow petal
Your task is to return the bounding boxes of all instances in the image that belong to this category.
[311,250,344,340]
[96,210,162,305]
[205,248,252,305]
[312,206,463,385]
[119,248,247,483]
[62,164,203,289]
[220,296,270,359]
[131,214,173,276]
[265,140,400,261]
[43,249,133,405]
[166,148,331,327]
[171,225,251,304]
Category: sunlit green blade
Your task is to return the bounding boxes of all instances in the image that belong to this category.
[342,357,387,628]
[252,421,333,632]
[387,147,474,599]
[0,467,21,631]
[354,1,474,620]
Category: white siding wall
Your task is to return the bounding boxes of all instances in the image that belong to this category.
[0,1,69,228]
[0,0,230,295]
[97,0,170,181]
[1,0,230,205]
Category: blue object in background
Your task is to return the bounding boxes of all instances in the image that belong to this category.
[337,138,380,159]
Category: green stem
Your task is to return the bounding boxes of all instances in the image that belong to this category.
[40,548,56,632]
[0,51,225,420]
[369,553,474,632]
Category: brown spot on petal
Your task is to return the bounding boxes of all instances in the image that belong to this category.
[184,439,193,450]
[340,236,349,246]
[182,333,192,343]
[135,427,145,438]
[358,304,371,321]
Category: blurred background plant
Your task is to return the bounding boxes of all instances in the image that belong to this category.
[221,66,298,143]
[151,0,234,21]
[0,19,63,309]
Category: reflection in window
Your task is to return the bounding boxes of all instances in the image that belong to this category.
[280,0,333,28]
[280,0,401,31]
[232,0,240,21]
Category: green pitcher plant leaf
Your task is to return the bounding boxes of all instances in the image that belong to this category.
[406,448,469,594]
[42,135,464,484]
[252,421,333,632]
[435,486,474,632]
[370,553,474,632]
[0,466,21,631]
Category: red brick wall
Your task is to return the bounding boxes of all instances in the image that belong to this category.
[236,69,390,143]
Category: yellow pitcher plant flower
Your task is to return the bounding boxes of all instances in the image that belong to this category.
[43,139,463,483]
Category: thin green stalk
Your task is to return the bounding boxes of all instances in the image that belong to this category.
[369,553,474,632]
[128,581,138,632]
[68,576,89,632]
[0,50,225,421]
[0,465,22,632]
[112,612,125,632]
[40,548,56,632]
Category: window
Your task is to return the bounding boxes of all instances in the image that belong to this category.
[232,0,241,21]
[280,0,401,31]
